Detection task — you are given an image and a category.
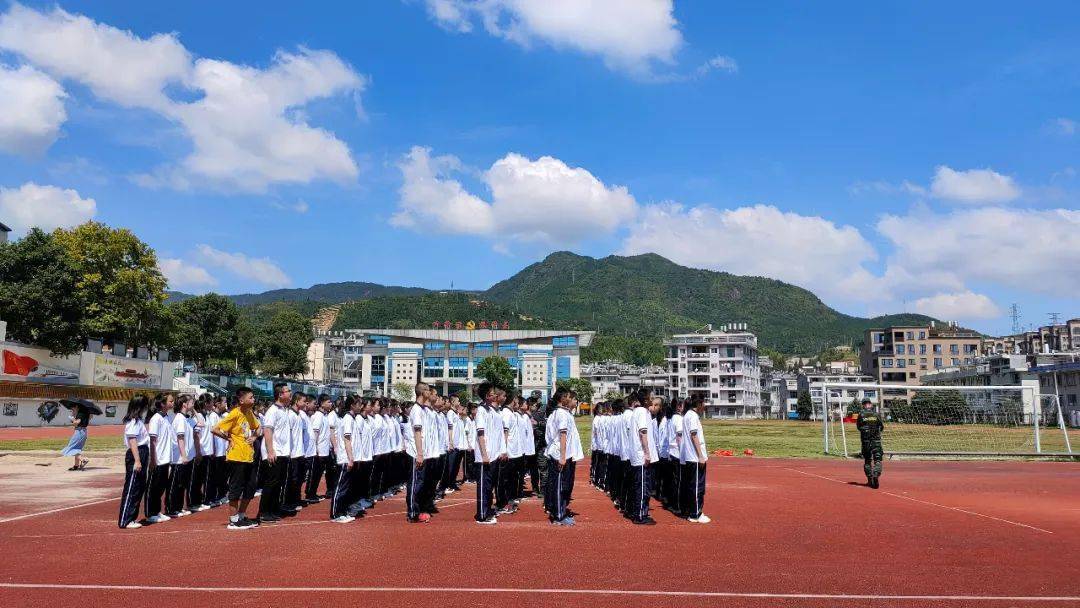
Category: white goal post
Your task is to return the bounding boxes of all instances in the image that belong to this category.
[819,383,1075,458]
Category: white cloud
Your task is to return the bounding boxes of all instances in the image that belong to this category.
[929,166,1021,205]
[620,203,879,304]
[0,63,67,155]
[696,54,738,76]
[0,182,96,234]
[911,291,1002,321]
[195,244,290,288]
[1052,117,1075,136]
[0,5,363,192]
[848,179,927,197]
[424,0,683,76]
[393,146,636,245]
[159,258,217,290]
[877,207,1080,297]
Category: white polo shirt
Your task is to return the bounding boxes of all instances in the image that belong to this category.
[629,406,658,466]
[334,413,353,466]
[473,405,503,462]
[404,404,424,458]
[668,413,683,457]
[501,408,523,458]
[464,418,475,450]
[353,414,373,462]
[680,409,706,464]
[435,410,449,456]
[620,409,635,460]
[422,407,441,459]
[148,412,175,464]
[312,410,331,457]
[656,416,670,458]
[545,407,583,461]
[301,410,317,458]
[173,412,192,464]
[123,417,150,447]
[522,412,536,456]
[260,404,292,460]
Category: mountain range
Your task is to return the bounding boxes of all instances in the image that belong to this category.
[169,251,936,363]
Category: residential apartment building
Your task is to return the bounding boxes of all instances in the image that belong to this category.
[321,329,594,399]
[982,319,1080,356]
[797,372,878,419]
[861,322,981,386]
[665,326,762,419]
[769,373,799,419]
[581,362,668,401]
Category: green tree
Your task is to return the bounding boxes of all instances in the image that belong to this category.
[796,391,813,421]
[391,381,414,402]
[557,377,594,403]
[254,307,311,377]
[53,222,169,348]
[761,347,788,371]
[169,293,249,370]
[0,229,86,355]
[603,390,625,401]
[475,355,517,391]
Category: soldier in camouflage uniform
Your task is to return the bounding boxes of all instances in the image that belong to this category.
[529,392,548,502]
[855,398,884,489]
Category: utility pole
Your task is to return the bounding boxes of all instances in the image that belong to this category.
[1049,312,1061,326]
[1009,303,1022,334]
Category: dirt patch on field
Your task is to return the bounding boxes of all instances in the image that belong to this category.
[0,452,125,511]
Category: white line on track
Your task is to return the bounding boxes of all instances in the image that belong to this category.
[784,467,1054,534]
[0,583,1077,602]
[0,497,119,524]
[9,500,474,539]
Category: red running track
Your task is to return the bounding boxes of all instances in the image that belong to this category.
[0,458,1077,608]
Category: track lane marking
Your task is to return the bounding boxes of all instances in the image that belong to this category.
[784,467,1054,534]
[0,583,1076,602]
[0,497,120,524]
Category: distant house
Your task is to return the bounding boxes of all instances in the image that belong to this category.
[0,222,10,243]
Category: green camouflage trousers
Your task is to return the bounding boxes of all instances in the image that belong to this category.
[862,440,883,478]
[535,451,548,498]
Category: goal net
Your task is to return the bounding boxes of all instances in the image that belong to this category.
[820,384,1075,457]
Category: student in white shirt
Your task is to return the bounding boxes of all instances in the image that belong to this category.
[347,398,375,517]
[433,399,451,498]
[189,395,214,511]
[605,399,627,512]
[667,399,686,513]
[145,393,176,523]
[443,397,465,493]
[617,396,636,514]
[258,382,294,523]
[472,383,500,524]
[329,399,355,523]
[654,401,671,508]
[679,396,710,523]
[512,401,530,501]
[388,402,405,493]
[463,403,477,484]
[167,394,194,517]
[204,397,226,506]
[545,388,584,526]
[370,399,392,501]
[520,399,539,497]
[589,404,605,491]
[404,384,431,523]
[325,400,341,499]
[282,393,306,512]
[118,395,152,529]
[418,393,443,514]
[306,395,332,503]
[296,394,317,505]
[493,389,519,515]
[628,393,660,525]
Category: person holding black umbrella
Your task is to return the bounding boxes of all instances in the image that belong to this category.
[60,398,100,471]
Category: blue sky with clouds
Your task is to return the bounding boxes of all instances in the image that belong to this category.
[0,1,1077,335]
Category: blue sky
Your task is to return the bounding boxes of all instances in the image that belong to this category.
[0,1,1077,336]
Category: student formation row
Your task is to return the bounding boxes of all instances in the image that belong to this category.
[112,383,707,530]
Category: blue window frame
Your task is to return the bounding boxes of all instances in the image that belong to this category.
[424,341,447,350]
[448,357,468,378]
[474,342,493,351]
[556,356,571,379]
[368,335,390,345]
[449,342,469,350]
[552,336,577,347]
[498,343,518,352]
[423,357,444,377]
[506,357,519,369]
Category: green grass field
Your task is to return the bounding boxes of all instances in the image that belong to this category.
[2,419,1075,458]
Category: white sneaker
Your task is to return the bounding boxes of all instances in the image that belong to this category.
[688,514,711,524]
[177,510,192,517]
[149,514,169,523]
[124,521,142,529]
[254,490,262,497]
[332,516,355,524]
[475,517,498,525]
[193,505,209,512]
[444,488,455,495]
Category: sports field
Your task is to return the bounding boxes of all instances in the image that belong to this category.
[0,425,1077,607]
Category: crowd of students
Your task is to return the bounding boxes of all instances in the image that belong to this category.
[114,379,587,529]
[589,392,710,525]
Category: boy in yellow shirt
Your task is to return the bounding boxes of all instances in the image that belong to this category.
[212,387,261,530]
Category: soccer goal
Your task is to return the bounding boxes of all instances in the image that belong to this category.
[819,383,1075,458]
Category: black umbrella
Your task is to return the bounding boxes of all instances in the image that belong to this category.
[60,398,103,416]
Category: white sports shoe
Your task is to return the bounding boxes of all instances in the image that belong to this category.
[475,517,498,525]
[150,514,171,523]
[688,514,711,524]
[332,516,355,524]
[177,510,192,517]
[444,488,455,494]
[124,521,143,529]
